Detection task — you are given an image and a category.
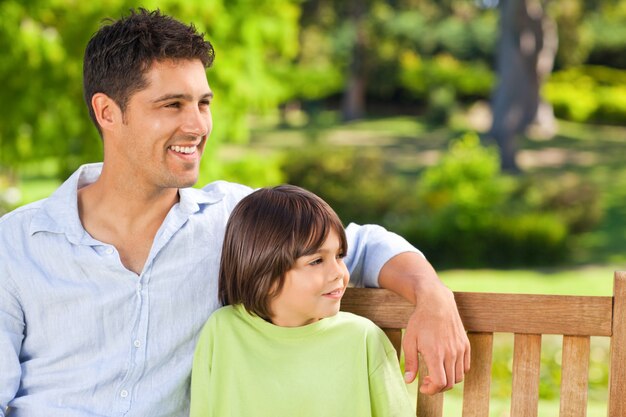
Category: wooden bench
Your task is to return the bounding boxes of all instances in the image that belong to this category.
[341,271,626,417]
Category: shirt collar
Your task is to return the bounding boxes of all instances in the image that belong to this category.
[29,162,224,244]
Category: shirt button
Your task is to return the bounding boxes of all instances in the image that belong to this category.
[136,283,142,292]
[105,247,114,255]
[120,390,129,398]
[134,340,141,348]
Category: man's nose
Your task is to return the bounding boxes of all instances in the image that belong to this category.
[181,106,210,137]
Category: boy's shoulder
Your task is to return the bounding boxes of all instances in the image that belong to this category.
[205,305,256,329]
[198,305,239,340]
[334,312,399,359]
[206,305,239,325]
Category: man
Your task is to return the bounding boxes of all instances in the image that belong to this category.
[0,9,469,417]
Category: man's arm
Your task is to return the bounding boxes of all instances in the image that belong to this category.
[0,268,25,416]
[378,252,470,394]
[343,223,470,394]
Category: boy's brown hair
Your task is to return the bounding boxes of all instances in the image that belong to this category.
[218,184,348,320]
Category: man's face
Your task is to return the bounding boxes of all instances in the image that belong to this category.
[112,59,212,190]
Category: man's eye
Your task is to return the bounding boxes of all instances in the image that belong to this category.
[165,102,181,108]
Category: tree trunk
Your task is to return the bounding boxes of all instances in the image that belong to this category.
[341,0,367,121]
[489,0,557,172]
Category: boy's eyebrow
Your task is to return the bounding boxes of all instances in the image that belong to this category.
[302,246,341,256]
[152,91,214,103]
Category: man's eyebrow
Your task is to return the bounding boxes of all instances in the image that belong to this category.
[153,92,214,103]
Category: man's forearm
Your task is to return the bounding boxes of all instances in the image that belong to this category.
[378,251,450,305]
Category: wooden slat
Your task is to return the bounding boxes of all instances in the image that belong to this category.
[608,271,626,417]
[417,355,444,417]
[455,293,613,336]
[341,288,613,336]
[510,334,541,417]
[462,333,493,417]
[559,335,590,417]
[383,329,403,361]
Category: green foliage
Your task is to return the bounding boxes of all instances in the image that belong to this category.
[400,134,564,266]
[200,151,284,189]
[280,147,412,226]
[536,175,603,234]
[544,66,626,124]
[586,4,626,69]
[395,133,596,268]
[279,132,601,268]
[399,53,495,106]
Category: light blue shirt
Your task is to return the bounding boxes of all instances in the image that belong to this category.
[0,163,421,417]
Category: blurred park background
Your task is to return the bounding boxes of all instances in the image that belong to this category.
[0,0,624,414]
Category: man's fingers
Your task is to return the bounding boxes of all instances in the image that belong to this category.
[403,335,418,383]
[444,356,457,391]
[419,357,446,395]
[455,356,465,384]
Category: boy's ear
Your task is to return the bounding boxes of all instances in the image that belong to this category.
[91,93,122,132]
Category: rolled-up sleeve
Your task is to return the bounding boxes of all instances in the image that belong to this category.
[344,223,423,288]
[0,265,24,417]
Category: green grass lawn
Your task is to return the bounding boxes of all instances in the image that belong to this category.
[440,265,618,295]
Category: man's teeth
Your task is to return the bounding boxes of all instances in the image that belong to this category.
[170,145,196,154]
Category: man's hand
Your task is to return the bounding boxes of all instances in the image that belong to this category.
[378,252,470,395]
[402,281,470,394]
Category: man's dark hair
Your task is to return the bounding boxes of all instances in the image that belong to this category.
[83,8,215,135]
[218,185,348,321]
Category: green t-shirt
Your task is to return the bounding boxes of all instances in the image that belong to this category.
[190,305,414,417]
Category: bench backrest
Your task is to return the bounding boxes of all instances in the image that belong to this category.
[340,271,626,417]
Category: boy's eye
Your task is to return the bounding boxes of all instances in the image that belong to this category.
[336,253,346,260]
[308,258,323,266]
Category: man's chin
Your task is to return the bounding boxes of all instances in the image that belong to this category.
[161,173,199,190]
[178,177,199,189]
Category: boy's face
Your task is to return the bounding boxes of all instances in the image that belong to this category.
[108,59,213,190]
[269,230,350,327]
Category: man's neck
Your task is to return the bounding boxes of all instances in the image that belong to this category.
[77,172,180,275]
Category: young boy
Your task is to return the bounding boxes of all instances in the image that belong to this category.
[190,185,414,417]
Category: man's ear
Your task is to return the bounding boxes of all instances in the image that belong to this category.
[91,93,122,132]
